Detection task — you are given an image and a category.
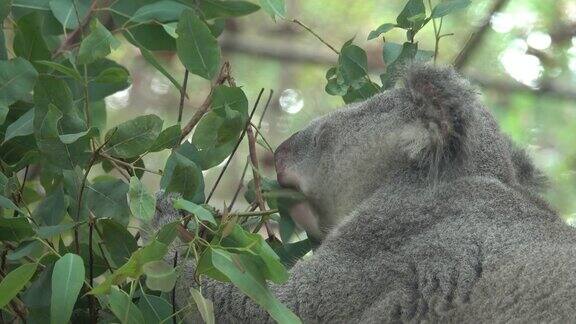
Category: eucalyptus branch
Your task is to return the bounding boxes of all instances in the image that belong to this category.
[180,62,232,141]
[74,129,116,254]
[100,153,163,175]
[246,125,274,238]
[453,0,510,69]
[291,19,340,55]
[228,89,274,212]
[177,70,190,125]
[52,0,100,59]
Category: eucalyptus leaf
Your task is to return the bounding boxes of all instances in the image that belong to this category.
[367,23,397,40]
[431,0,471,18]
[137,293,172,324]
[142,260,177,292]
[0,58,38,106]
[190,288,215,324]
[176,10,220,80]
[210,248,301,324]
[50,253,85,324]
[105,114,163,158]
[258,0,285,20]
[48,0,90,29]
[128,176,156,222]
[3,108,34,143]
[98,218,138,267]
[200,0,260,20]
[0,262,38,308]
[131,0,190,23]
[109,286,145,324]
[78,19,120,64]
[173,198,216,225]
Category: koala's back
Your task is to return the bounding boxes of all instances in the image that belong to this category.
[313,176,576,323]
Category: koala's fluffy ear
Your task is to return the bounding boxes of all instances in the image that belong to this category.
[401,64,474,175]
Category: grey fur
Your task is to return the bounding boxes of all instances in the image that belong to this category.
[155,64,576,323]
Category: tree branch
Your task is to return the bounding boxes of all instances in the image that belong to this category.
[180,62,232,141]
[452,0,510,70]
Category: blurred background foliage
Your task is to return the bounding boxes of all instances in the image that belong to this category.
[89,0,576,220]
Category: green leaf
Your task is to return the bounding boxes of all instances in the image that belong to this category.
[189,288,215,324]
[160,145,205,201]
[431,0,471,18]
[59,127,99,144]
[78,19,120,64]
[161,152,203,201]
[90,240,168,295]
[33,185,66,225]
[176,9,221,80]
[12,0,50,10]
[149,125,181,152]
[396,0,426,29]
[382,42,404,64]
[86,178,131,224]
[122,31,182,92]
[0,0,12,21]
[199,0,260,20]
[0,58,38,106]
[128,176,156,222]
[48,0,90,29]
[3,108,34,143]
[0,195,25,213]
[105,114,163,158]
[210,248,301,324]
[35,60,82,80]
[50,253,85,324]
[131,0,189,23]
[0,262,38,308]
[86,59,131,101]
[137,293,172,324]
[338,44,369,89]
[269,239,312,268]
[173,198,216,225]
[367,23,396,40]
[0,216,33,241]
[142,260,177,292]
[222,225,288,283]
[166,162,202,201]
[13,13,51,69]
[258,0,285,20]
[325,78,348,96]
[381,42,417,89]
[343,81,380,104]
[93,67,130,83]
[35,222,75,238]
[98,218,138,267]
[109,286,145,324]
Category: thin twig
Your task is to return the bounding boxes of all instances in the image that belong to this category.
[52,0,100,59]
[205,88,265,204]
[180,62,232,141]
[177,70,190,125]
[291,19,340,55]
[246,126,273,237]
[228,90,274,212]
[453,0,510,69]
[74,130,116,254]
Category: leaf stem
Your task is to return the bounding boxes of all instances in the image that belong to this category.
[291,19,340,55]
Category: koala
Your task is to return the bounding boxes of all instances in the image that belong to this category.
[155,64,576,323]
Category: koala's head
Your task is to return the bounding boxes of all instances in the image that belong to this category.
[274,64,544,240]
